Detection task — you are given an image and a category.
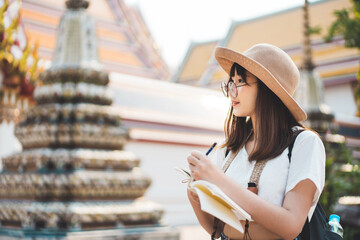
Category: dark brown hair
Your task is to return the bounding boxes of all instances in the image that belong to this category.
[222,63,305,161]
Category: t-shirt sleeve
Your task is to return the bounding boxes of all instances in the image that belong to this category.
[285,130,326,213]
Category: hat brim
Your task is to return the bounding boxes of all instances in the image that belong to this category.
[215,47,307,122]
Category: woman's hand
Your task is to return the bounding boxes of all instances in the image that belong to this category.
[187,188,200,204]
[187,150,223,183]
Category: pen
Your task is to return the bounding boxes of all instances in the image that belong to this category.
[205,142,217,156]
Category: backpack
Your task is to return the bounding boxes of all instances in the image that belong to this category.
[289,130,342,240]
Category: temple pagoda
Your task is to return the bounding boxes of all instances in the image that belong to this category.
[0,0,178,239]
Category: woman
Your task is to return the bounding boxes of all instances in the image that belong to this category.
[187,44,325,240]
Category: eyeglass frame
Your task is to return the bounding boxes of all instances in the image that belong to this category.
[221,80,258,98]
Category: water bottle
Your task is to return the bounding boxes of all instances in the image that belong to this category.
[328,214,343,238]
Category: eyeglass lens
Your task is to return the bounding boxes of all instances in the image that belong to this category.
[221,81,239,98]
[228,82,238,98]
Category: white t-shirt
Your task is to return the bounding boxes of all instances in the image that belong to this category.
[210,128,326,220]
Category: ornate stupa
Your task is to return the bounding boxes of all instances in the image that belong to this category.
[0,1,178,239]
[295,0,334,134]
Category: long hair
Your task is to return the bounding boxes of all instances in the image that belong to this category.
[222,63,304,161]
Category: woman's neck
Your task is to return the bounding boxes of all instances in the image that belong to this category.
[250,115,257,143]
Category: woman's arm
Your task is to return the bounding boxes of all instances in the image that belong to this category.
[188,150,316,240]
[216,174,315,240]
[187,189,216,235]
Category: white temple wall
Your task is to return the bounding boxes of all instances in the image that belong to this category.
[125,141,214,226]
[0,121,22,170]
[324,83,357,117]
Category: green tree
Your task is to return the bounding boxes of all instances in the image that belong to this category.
[325,0,360,115]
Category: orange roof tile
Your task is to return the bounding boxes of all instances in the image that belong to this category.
[99,48,143,67]
[21,8,59,26]
[25,29,56,49]
[97,28,127,43]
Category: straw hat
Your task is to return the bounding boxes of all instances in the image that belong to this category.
[215,43,307,122]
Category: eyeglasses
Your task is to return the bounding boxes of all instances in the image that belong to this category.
[221,81,257,98]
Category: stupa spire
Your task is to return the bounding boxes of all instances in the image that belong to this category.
[65,0,89,10]
[52,0,100,70]
[295,0,334,133]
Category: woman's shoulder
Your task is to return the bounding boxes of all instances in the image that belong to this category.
[292,127,324,151]
[292,126,321,139]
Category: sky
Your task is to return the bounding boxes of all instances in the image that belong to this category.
[124,0,320,71]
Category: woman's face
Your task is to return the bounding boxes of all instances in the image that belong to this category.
[230,71,258,118]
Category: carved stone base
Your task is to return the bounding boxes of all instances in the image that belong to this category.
[0,225,180,240]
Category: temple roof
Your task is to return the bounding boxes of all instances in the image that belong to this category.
[21,0,169,80]
[172,40,219,84]
[174,0,359,87]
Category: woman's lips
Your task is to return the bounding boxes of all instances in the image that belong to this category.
[232,101,239,106]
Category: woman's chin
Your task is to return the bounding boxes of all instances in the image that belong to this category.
[233,110,252,119]
[233,111,246,117]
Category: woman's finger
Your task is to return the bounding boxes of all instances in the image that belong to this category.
[191,150,204,159]
[190,191,199,200]
[188,164,196,173]
[187,154,199,166]
[188,164,200,180]
[187,189,200,203]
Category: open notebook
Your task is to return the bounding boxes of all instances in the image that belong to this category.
[176,167,252,233]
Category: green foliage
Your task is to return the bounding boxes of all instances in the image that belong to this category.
[0,0,40,91]
[325,9,360,48]
[325,0,360,117]
[0,0,9,38]
[324,0,360,48]
[343,225,360,240]
[320,140,360,240]
[307,25,321,35]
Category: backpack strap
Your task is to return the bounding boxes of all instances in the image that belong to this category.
[250,129,305,194]
[248,159,269,193]
[222,148,240,173]
[288,129,304,163]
